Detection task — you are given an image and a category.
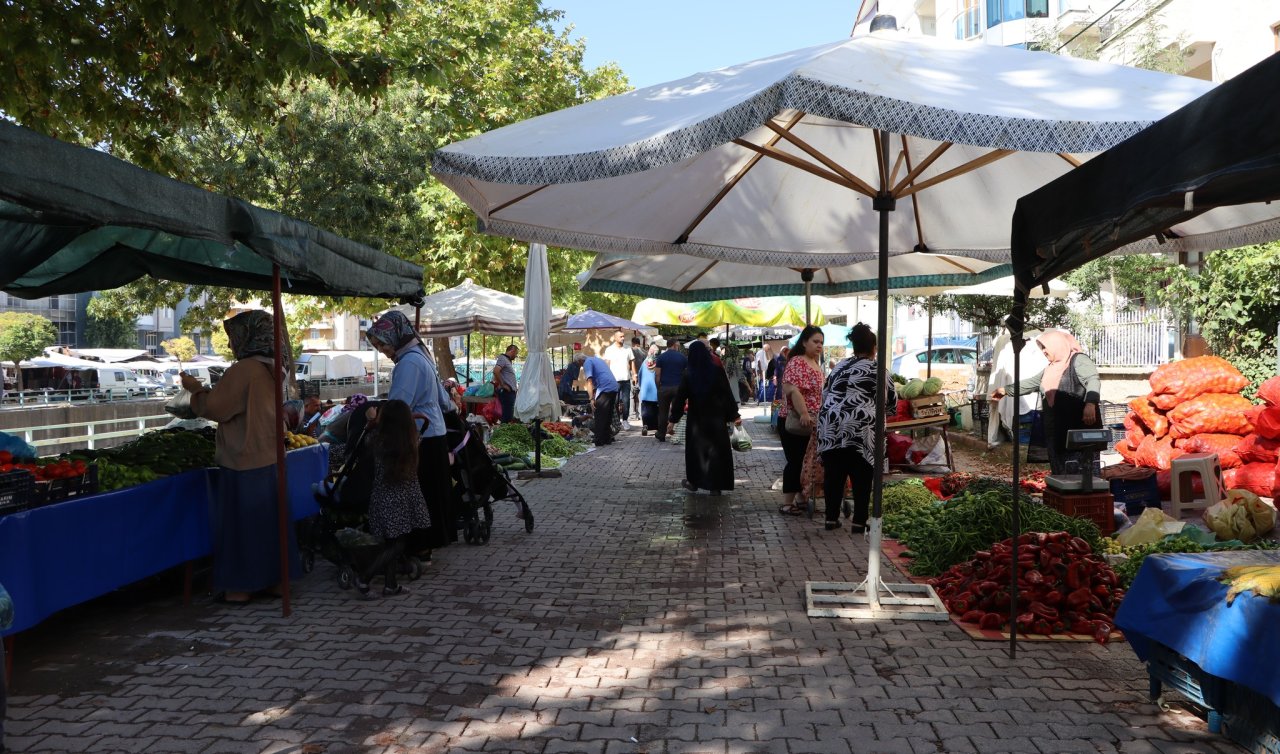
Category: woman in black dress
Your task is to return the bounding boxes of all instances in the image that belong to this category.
[667,340,742,495]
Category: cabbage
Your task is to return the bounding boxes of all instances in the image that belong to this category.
[900,379,925,399]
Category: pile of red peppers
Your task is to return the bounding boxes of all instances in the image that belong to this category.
[928,530,1124,644]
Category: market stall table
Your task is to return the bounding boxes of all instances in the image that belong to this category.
[1116,550,1280,744]
[886,414,954,473]
[0,445,327,637]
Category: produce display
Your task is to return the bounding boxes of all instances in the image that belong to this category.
[929,531,1123,643]
[880,479,937,515]
[488,422,586,470]
[540,422,573,439]
[0,453,89,481]
[490,424,535,456]
[1203,489,1277,543]
[96,460,161,491]
[72,428,216,477]
[286,432,319,449]
[887,484,1102,577]
[1221,565,1280,604]
[1107,531,1280,588]
[1115,357,1280,499]
[899,376,943,400]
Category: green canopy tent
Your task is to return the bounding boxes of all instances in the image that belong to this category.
[0,122,425,616]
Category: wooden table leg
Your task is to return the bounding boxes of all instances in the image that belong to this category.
[942,427,954,472]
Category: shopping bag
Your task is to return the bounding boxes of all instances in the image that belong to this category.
[729,424,752,452]
[164,389,197,419]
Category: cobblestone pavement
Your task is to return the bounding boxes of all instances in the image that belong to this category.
[5,407,1243,754]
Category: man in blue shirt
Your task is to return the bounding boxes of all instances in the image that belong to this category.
[581,348,620,446]
[653,337,687,442]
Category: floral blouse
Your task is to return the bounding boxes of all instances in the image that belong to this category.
[816,357,899,465]
[778,357,823,420]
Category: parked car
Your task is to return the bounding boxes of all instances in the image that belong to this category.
[892,346,978,392]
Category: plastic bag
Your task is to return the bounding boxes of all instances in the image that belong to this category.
[1167,393,1255,437]
[1175,433,1245,469]
[729,424,752,452]
[1236,434,1280,464]
[1203,490,1275,543]
[1223,462,1280,499]
[1116,507,1185,548]
[1149,356,1249,402]
[1115,439,1138,464]
[887,432,911,465]
[907,433,946,467]
[0,430,37,461]
[1150,393,1181,411]
[164,389,197,420]
[1246,406,1280,440]
[1256,375,1280,407]
[1134,435,1184,471]
[1129,396,1169,438]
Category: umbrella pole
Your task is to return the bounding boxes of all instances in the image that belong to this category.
[1008,291,1028,659]
[926,297,934,379]
[802,269,815,325]
[467,334,471,387]
[271,264,292,618]
[867,192,894,610]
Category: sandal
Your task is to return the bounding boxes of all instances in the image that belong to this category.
[777,504,805,516]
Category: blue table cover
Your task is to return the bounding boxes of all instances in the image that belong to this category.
[1116,550,1280,707]
[0,445,326,636]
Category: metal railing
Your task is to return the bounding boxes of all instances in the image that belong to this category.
[0,387,169,406]
[6,413,173,450]
[1077,308,1173,367]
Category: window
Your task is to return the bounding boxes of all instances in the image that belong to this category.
[958,350,977,364]
[986,0,1002,28]
[1002,0,1024,23]
[114,371,126,381]
[1025,0,1048,18]
[56,321,77,345]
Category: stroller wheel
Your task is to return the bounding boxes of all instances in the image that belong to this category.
[522,503,535,533]
[301,552,315,574]
[407,557,423,581]
[479,521,491,544]
[463,520,477,544]
[337,566,355,590]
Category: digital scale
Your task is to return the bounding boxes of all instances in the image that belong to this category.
[1045,428,1112,494]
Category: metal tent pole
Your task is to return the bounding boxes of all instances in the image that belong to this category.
[467,333,471,386]
[926,297,934,379]
[867,181,895,610]
[271,265,292,618]
[1008,291,1028,659]
[802,269,815,325]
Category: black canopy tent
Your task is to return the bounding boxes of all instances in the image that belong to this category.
[1,122,425,616]
[1003,52,1280,654]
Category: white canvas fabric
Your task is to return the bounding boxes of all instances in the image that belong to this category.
[515,244,561,423]
[394,278,567,339]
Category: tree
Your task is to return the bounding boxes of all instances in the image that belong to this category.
[1062,254,1176,309]
[161,336,197,370]
[0,0,409,172]
[210,329,235,362]
[84,312,139,348]
[0,312,57,391]
[87,0,633,334]
[902,295,1072,337]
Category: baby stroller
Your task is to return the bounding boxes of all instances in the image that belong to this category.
[301,400,426,589]
[446,414,534,544]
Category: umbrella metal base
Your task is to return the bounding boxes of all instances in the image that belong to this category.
[805,579,949,621]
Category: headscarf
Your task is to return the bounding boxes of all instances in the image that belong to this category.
[644,344,658,370]
[687,340,716,399]
[224,310,274,360]
[366,310,421,359]
[1036,329,1084,407]
[282,399,304,432]
[341,393,368,414]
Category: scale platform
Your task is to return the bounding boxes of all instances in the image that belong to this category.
[1046,475,1111,493]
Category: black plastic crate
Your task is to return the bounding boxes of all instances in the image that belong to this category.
[1101,401,1128,443]
[30,465,100,508]
[1223,682,1280,754]
[0,469,35,515]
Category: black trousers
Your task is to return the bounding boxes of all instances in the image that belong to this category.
[778,424,809,494]
[593,391,618,445]
[655,385,680,440]
[822,446,874,525]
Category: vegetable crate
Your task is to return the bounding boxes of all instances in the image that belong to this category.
[908,395,947,419]
[1145,641,1228,731]
[1222,681,1280,754]
[1101,401,1128,444]
[1110,475,1161,516]
[0,469,35,515]
[30,465,100,508]
[1043,488,1116,535]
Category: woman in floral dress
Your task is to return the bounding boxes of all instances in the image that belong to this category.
[777,326,825,516]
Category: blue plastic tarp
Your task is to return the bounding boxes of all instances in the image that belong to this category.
[0,445,326,636]
[1115,550,1280,707]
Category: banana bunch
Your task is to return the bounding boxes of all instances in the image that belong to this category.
[285,432,319,449]
[1221,565,1280,605]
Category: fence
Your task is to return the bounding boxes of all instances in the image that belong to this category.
[6,413,173,451]
[1077,308,1174,368]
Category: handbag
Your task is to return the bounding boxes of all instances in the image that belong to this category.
[164,389,197,420]
[784,410,806,434]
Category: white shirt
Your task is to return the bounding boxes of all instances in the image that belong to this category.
[602,343,634,381]
[754,349,771,376]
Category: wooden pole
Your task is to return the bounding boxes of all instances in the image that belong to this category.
[271,265,292,618]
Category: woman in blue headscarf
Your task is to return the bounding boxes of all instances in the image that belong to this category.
[666,340,742,495]
[366,310,458,549]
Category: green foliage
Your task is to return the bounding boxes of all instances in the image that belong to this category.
[89,0,634,335]
[160,336,196,367]
[0,0,405,172]
[0,312,58,390]
[900,295,1071,336]
[84,312,138,348]
[1063,254,1175,308]
[210,328,235,362]
[1161,243,1280,394]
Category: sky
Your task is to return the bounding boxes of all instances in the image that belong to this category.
[549,1,868,89]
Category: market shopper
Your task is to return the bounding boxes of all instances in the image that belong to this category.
[603,330,636,428]
[816,324,897,533]
[366,310,456,549]
[581,348,620,446]
[777,326,824,517]
[667,340,742,495]
[630,336,647,420]
[638,342,660,436]
[991,329,1102,475]
[493,344,520,423]
[356,399,432,599]
[183,310,298,604]
[653,338,687,442]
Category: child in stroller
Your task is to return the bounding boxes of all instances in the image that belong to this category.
[446,412,534,543]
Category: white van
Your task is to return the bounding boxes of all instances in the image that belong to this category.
[93,367,142,398]
[162,366,211,390]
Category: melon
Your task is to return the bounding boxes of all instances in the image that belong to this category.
[921,377,944,396]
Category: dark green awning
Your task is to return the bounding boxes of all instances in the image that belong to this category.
[0,122,424,299]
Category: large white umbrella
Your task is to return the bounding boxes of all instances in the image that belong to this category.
[394,278,568,338]
[431,20,1214,629]
[515,244,561,424]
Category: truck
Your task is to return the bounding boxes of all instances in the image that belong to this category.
[295,353,364,383]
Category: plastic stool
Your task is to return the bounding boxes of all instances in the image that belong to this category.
[1169,452,1223,520]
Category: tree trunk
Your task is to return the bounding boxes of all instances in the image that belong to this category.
[433,338,456,382]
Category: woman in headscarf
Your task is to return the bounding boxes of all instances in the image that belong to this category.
[182,310,296,604]
[366,310,458,549]
[666,340,742,495]
[637,341,661,436]
[991,329,1101,474]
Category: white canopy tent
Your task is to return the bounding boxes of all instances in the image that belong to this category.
[393,278,568,338]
